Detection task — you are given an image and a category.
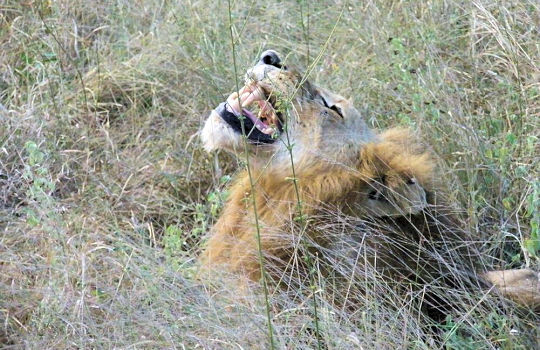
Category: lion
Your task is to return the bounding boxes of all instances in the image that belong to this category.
[199,50,539,311]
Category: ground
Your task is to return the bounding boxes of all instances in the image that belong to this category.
[0,0,538,348]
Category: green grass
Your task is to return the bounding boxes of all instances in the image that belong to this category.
[1,0,538,348]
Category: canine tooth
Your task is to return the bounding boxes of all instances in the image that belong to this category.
[243,92,258,107]
[257,100,276,123]
[226,91,250,114]
[240,91,253,105]
[262,127,274,135]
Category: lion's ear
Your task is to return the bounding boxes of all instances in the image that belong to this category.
[358,176,428,217]
[320,95,344,118]
[315,88,346,119]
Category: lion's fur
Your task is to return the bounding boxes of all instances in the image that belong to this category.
[200,128,440,280]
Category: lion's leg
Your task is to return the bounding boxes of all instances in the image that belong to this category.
[482,269,539,308]
[199,230,261,277]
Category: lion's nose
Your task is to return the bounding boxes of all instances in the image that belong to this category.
[259,50,282,68]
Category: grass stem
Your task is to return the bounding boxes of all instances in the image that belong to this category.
[227,1,275,348]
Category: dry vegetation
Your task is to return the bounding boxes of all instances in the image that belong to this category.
[1,0,538,348]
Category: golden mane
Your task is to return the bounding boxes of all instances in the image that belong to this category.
[200,128,435,280]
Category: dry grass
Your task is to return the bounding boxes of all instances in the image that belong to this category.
[1,0,538,348]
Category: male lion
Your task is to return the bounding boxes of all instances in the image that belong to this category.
[200,50,538,312]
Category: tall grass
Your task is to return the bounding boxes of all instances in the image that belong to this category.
[1,0,538,348]
[226,1,276,347]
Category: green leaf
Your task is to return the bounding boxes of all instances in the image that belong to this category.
[502,197,514,210]
[506,132,517,145]
[524,238,540,257]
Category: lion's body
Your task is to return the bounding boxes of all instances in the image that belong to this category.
[199,50,538,310]
[200,128,444,281]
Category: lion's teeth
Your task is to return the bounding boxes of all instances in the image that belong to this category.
[262,128,274,135]
[257,100,277,123]
[257,108,271,121]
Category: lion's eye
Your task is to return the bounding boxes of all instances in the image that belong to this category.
[407,178,417,185]
[368,190,380,200]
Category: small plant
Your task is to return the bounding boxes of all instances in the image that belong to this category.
[442,312,530,350]
[22,140,56,228]
[524,180,539,259]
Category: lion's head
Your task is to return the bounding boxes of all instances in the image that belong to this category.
[201,50,375,170]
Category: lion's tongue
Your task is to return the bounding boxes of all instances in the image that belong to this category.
[241,108,274,135]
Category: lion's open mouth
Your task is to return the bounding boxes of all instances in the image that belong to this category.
[223,84,284,143]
